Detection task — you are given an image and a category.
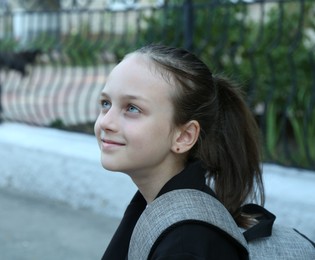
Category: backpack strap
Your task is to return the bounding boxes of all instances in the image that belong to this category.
[241,204,275,242]
[128,189,248,260]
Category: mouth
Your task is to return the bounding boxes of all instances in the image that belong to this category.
[101,138,125,146]
[99,131,125,149]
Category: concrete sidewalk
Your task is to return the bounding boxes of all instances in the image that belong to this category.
[0,122,314,260]
[0,187,120,260]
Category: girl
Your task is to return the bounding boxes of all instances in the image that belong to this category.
[94,44,264,259]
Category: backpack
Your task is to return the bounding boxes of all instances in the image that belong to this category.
[128,189,315,259]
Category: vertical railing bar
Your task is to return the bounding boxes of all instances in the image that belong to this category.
[303,52,315,168]
[263,0,284,162]
[282,0,305,166]
[183,0,194,51]
[246,0,266,101]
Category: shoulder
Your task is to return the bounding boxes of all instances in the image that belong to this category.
[149,221,247,260]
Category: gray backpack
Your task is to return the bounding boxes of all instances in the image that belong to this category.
[128,189,315,259]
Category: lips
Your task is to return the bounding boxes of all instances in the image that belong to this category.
[102,139,125,146]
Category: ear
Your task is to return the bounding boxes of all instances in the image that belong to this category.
[171,120,200,154]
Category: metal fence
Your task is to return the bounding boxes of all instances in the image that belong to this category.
[0,0,314,170]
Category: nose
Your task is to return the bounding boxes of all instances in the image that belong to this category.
[98,107,119,132]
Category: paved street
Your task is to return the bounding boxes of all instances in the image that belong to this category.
[0,187,120,260]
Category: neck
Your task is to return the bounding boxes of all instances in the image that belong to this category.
[130,161,185,204]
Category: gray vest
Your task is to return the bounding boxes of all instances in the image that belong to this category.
[128,189,315,259]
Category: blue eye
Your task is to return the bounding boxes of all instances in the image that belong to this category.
[100,100,111,110]
[127,104,140,113]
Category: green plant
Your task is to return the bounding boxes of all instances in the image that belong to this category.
[26,32,57,52]
[248,3,315,167]
[49,118,65,128]
[62,23,106,66]
[287,81,315,167]
[136,1,315,168]
[0,38,19,51]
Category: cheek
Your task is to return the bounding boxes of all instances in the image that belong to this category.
[136,124,171,149]
[94,116,101,137]
[123,123,150,147]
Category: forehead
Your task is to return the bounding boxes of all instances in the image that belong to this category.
[104,54,172,101]
[110,53,152,78]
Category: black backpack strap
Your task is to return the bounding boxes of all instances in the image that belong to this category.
[128,189,248,260]
[241,204,275,242]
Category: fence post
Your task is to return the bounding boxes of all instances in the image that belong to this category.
[183,0,194,51]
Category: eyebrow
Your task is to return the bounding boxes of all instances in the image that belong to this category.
[100,92,149,103]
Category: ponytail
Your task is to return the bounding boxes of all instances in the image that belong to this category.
[203,75,265,227]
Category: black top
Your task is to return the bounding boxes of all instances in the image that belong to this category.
[102,161,248,259]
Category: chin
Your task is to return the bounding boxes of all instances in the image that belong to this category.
[101,161,121,172]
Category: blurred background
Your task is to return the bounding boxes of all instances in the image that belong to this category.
[1,0,314,168]
[0,0,314,259]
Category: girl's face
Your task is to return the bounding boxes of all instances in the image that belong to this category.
[94,54,180,178]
